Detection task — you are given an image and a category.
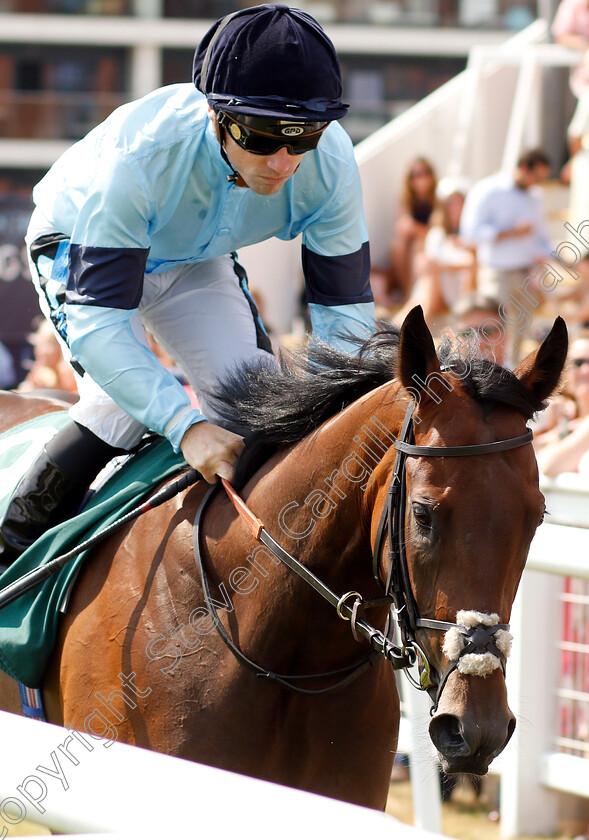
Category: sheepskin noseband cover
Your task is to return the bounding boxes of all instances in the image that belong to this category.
[442,610,513,677]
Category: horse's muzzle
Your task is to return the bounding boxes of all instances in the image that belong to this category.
[429,711,516,774]
[427,669,516,775]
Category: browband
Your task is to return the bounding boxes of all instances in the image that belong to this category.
[394,429,533,457]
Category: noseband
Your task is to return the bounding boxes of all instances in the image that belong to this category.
[372,400,533,711]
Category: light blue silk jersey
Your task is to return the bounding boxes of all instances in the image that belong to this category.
[31,84,374,449]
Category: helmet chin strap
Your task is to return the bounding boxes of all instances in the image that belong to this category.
[218,126,240,183]
[223,153,239,183]
[221,146,239,183]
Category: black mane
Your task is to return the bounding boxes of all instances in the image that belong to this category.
[209,326,545,488]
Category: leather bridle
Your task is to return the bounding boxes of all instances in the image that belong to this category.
[372,400,533,710]
[193,399,533,705]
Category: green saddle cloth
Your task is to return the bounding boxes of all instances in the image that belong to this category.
[0,412,186,688]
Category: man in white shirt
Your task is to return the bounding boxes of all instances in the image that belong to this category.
[459,149,552,305]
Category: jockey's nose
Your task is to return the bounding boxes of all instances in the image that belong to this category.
[266,146,298,174]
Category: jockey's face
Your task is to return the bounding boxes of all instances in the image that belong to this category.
[209,108,303,195]
[223,132,303,195]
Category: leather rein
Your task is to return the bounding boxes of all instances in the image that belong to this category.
[193,400,533,703]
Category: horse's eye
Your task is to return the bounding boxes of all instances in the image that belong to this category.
[412,502,432,528]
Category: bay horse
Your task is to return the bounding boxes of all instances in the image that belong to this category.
[0,307,567,811]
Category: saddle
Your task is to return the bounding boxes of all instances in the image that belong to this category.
[0,412,185,688]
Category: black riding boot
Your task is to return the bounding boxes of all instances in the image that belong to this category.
[0,421,123,569]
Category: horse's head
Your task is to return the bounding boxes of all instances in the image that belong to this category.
[205,305,566,782]
[380,307,567,775]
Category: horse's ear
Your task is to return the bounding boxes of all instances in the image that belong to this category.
[397,306,441,392]
[513,316,568,402]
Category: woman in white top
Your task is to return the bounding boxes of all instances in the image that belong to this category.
[395,176,476,328]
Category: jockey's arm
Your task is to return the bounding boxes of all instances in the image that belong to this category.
[66,302,242,481]
[300,151,375,354]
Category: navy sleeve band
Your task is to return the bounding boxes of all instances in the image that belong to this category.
[302,242,373,306]
[66,244,149,309]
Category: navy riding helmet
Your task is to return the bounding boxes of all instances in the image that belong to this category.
[192,4,349,123]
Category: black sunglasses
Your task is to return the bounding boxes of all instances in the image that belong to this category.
[218,112,327,156]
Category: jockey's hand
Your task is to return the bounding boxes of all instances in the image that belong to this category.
[180,421,245,485]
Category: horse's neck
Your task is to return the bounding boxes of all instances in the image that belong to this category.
[257,386,404,576]
[203,388,406,664]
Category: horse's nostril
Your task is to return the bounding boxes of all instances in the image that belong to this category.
[429,713,469,756]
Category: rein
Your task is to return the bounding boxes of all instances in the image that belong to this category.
[193,483,409,696]
[192,403,533,704]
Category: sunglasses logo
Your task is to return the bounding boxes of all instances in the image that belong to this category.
[280,125,305,136]
[229,123,243,141]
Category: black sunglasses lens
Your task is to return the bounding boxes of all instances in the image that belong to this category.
[245,133,319,155]
[226,118,322,155]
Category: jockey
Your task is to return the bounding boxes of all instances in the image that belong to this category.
[0,4,374,569]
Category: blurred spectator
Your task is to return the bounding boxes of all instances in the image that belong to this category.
[0,341,16,390]
[389,156,438,302]
[551,256,589,329]
[534,330,589,475]
[451,293,510,367]
[17,319,77,394]
[459,149,552,359]
[460,149,552,301]
[552,0,589,183]
[395,176,475,327]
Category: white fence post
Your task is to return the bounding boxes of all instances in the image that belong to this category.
[500,569,562,837]
[401,679,443,833]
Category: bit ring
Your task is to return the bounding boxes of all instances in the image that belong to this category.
[336,591,363,620]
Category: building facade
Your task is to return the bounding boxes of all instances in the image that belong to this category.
[0,0,554,196]
[0,0,560,372]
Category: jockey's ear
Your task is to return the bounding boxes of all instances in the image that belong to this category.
[208,107,222,141]
[514,316,568,403]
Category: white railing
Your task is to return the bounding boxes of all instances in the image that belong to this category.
[0,20,576,337]
[499,474,589,837]
[398,472,589,837]
[0,710,451,840]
